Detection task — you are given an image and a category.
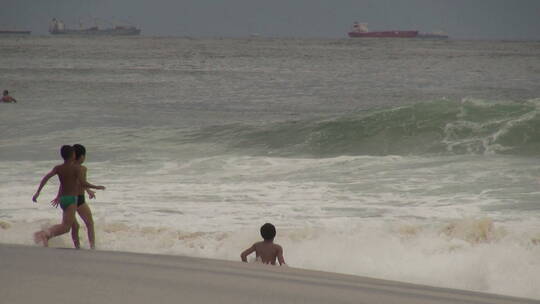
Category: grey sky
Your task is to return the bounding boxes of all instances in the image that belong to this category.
[2,0,540,39]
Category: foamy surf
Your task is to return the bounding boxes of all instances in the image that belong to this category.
[1,152,540,300]
[1,217,540,298]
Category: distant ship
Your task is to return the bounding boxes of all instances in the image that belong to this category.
[418,31,449,39]
[0,29,31,35]
[49,18,141,36]
[348,22,418,38]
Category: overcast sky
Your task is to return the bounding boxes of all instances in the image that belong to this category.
[2,0,540,39]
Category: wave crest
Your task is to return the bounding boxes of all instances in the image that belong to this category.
[185,99,540,157]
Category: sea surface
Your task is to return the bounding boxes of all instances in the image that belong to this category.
[1,36,540,299]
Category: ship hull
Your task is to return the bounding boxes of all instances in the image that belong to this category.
[348,30,418,38]
[418,33,449,39]
[50,28,140,36]
[0,30,31,35]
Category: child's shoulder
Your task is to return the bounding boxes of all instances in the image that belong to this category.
[62,163,81,173]
[71,163,85,170]
[272,243,283,250]
[53,163,66,170]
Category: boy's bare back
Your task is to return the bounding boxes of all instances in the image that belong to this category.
[241,223,286,266]
[252,241,284,265]
[76,165,88,195]
[54,163,81,196]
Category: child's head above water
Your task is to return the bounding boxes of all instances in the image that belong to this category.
[73,144,86,162]
[60,145,74,161]
[260,223,276,241]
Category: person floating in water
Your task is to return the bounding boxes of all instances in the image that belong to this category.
[1,90,17,103]
[241,223,286,266]
[32,145,105,247]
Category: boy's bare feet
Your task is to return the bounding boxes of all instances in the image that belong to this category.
[34,231,49,247]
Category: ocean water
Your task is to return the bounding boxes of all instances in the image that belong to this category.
[1,36,540,299]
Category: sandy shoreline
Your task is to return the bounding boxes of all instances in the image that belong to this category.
[0,244,536,304]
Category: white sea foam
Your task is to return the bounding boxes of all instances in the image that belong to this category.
[2,154,540,299]
[2,216,540,298]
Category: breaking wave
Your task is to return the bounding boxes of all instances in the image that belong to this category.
[184,98,540,157]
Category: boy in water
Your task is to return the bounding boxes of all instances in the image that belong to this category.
[241,223,286,266]
[32,145,105,247]
[53,144,98,249]
[1,90,17,103]
[72,144,98,249]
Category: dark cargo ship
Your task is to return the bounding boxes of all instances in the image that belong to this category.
[0,29,31,35]
[49,18,140,36]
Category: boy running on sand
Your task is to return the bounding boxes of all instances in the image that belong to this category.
[53,144,98,249]
[32,145,105,247]
[241,223,286,266]
[72,144,98,249]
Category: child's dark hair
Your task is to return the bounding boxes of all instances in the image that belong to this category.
[73,144,86,160]
[60,145,74,160]
[260,223,276,241]
[3,90,7,95]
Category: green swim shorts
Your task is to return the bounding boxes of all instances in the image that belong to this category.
[59,196,78,211]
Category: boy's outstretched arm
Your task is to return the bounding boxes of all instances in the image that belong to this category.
[86,189,96,199]
[240,244,256,262]
[78,167,105,190]
[277,245,286,266]
[80,166,97,198]
[32,167,58,202]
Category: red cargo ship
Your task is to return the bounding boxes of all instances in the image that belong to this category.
[348,22,417,38]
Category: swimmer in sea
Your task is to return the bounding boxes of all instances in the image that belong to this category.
[241,223,286,266]
[1,90,17,103]
[32,145,105,247]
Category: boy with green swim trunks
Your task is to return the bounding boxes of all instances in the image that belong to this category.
[51,144,99,249]
[32,145,105,247]
[60,144,98,249]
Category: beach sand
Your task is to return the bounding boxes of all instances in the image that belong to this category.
[1,244,536,304]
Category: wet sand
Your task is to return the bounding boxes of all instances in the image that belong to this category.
[0,244,536,304]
